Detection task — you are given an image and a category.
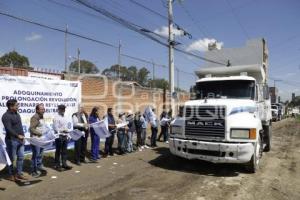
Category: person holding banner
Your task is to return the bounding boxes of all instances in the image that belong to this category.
[116,112,128,155]
[1,99,27,181]
[53,105,72,171]
[157,111,171,143]
[134,111,143,151]
[29,103,47,177]
[150,109,158,148]
[89,107,101,162]
[126,111,135,153]
[103,108,116,157]
[140,114,148,149]
[72,105,89,165]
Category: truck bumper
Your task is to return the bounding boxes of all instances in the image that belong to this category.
[169,137,254,163]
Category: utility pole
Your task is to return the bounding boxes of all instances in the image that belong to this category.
[152,60,155,88]
[64,25,68,78]
[176,67,179,90]
[118,40,121,80]
[152,60,155,103]
[77,48,80,74]
[168,0,175,116]
[118,40,122,113]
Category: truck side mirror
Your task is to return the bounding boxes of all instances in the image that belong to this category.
[178,106,184,117]
[190,92,196,100]
[263,85,269,100]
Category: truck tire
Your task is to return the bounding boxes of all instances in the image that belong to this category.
[245,134,262,173]
[263,125,272,152]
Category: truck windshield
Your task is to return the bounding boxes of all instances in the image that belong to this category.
[195,80,255,100]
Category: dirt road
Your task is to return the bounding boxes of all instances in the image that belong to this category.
[0,119,299,200]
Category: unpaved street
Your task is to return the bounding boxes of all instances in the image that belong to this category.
[0,119,299,200]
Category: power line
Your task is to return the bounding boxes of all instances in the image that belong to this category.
[75,0,227,66]
[121,53,167,68]
[178,2,228,63]
[0,11,117,48]
[74,0,169,46]
[128,0,192,39]
[225,0,250,39]
[0,10,170,71]
[129,0,167,21]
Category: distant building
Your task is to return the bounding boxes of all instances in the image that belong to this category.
[0,66,63,80]
[269,87,278,104]
[292,93,296,101]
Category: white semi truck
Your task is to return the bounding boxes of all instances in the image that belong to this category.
[169,39,272,173]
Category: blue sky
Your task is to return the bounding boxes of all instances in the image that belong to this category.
[0,0,300,101]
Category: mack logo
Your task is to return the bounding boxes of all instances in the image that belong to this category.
[187,121,224,127]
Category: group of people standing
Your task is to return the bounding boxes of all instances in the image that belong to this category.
[1,99,172,181]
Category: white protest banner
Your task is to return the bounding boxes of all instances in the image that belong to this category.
[0,134,12,171]
[160,117,171,126]
[90,120,110,138]
[25,130,58,149]
[116,121,129,129]
[68,129,85,141]
[144,106,154,123]
[0,75,81,153]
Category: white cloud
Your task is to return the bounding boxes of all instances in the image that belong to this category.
[154,26,184,37]
[186,38,223,52]
[25,32,42,41]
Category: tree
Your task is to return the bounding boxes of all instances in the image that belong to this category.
[69,60,99,74]
[0,51,31,69]
[137,67,150,86]
[102,65,150,86]
[150,78,169,89]
[102,64,120,78]
[127,66,138,81]
[289,96,300,107]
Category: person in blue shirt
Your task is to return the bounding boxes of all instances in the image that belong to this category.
[150,109,158,147]
[88,107,101,162]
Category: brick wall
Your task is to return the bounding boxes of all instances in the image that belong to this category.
[78,75,190,117]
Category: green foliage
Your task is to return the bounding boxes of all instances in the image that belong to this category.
[102,64,186,91]
[0,51,31,69]
[69,60,99,74]
[137,67,150,86]
[149,78,169,89]
[289,96,300,107]
[102,65,150,86]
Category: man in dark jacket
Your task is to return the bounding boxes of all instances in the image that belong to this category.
[104,108,116,157]
[72,105,89,165]
[1,99,27,181]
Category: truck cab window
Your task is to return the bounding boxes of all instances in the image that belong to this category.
[195,80,255,100]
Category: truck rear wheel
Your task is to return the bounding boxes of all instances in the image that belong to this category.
[245,134,262,173]
[263,125,272,152]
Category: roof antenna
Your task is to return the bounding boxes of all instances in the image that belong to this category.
[226,60,231,67]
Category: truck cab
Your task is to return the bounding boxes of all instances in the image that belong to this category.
[169,64,272,173]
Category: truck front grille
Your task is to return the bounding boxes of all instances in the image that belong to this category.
[185,106,226,139]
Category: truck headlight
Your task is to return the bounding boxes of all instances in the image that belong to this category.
[170,126,182,135]
[230,128,256,139]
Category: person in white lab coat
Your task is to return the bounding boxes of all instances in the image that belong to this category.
[53,105,72,171]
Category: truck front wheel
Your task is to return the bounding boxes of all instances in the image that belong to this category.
[245,134,262,173]
[263,125,272,152]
